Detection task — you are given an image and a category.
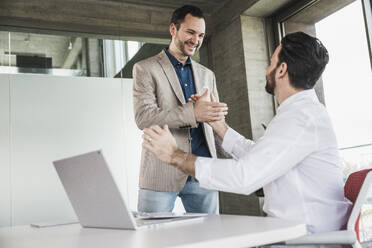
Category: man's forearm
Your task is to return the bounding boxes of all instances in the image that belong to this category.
[209,121,229,140]
[170,150,197,177]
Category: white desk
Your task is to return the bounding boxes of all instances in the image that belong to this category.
[0,215,306,248]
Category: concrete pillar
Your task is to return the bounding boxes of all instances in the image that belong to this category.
[241,16,275,140]
[86,38,103,77]
[81,40,88,76]
[206,15,275,216]
[209,17,253,139]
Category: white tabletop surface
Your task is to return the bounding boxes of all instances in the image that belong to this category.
[0,215,306,248]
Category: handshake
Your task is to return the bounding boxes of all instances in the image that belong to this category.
[190,88,228,124]
[142,88,229,165]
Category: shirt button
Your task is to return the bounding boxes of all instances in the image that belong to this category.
[181,68,184,71]
[185,84,188,86]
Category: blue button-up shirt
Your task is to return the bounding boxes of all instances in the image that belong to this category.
[164,48,211,158]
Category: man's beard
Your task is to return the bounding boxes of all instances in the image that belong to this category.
[175,35,198,57]
[265,67,277,95]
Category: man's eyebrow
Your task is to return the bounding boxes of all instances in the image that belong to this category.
[186,29,205,35]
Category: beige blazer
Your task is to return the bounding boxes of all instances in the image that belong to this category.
[133,50,219,192]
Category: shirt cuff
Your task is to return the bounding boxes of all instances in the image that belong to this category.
[221,128,241,154]
[195,157,213,189]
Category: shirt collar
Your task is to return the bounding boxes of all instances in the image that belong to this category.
[277,89,319,111]
[164,48,191,67]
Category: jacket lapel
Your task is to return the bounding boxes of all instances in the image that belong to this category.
[191,59,202,95]
[157,51,185,104]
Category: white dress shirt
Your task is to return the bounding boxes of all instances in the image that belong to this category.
[195,89,352,233]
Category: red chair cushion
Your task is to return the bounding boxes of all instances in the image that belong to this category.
[344,168,372,242]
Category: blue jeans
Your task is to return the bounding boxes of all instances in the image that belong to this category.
[138,177,218,214]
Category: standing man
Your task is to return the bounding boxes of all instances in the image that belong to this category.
[133,5,227,214]
[142,32,352,234]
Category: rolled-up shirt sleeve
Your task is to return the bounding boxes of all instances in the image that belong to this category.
[195,111,318,195]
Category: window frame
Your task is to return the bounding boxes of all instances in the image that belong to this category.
[362,0,372,70]
[271,0,372,70]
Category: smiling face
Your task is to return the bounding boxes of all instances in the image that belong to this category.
[170,13,205,57]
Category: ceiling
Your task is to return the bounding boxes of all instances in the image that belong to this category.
[116,0,230,15]
[0,0,305,41]
[243,0,294,17]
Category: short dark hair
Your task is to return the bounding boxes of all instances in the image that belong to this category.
[278,32,329,90]
[170,5,204,30]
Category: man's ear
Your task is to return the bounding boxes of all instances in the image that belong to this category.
[277,62,287,79]
[170,23,176,36]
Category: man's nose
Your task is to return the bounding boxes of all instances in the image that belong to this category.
[191,34,199,44]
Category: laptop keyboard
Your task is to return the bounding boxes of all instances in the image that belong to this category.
[132,211,178,219]
[132,211,207,227]
[135,217,178,227]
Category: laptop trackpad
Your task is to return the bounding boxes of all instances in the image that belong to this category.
[133,212,208,220]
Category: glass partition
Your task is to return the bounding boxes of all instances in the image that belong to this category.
[0,32,87,76]
[0,30,151,78]
[277,0,372,174]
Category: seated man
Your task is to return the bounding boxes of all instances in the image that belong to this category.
[142,32,352,234]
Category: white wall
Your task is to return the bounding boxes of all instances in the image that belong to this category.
[0,75,11,226]
[0,73,142,226]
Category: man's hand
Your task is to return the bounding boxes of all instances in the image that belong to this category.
[142,125,197,176]
[193,89,228,122]
[142,125,178,164]
[189,92,229,139]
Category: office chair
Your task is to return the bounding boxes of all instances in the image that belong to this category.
[285,168,372,248]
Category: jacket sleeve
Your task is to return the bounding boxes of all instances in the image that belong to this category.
[133,62,198,130]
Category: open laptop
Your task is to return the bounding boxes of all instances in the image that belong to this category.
[53,150,207,230]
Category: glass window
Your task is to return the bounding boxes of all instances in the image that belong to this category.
[315,0,372,176]
[102,40,143,78]
[279,0,372,176]
[0,32,88,76]
[316,1,372,148]
[127,41,140,61]
[0,31,146,78]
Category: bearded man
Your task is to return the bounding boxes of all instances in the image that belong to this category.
[133,5,227,214]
